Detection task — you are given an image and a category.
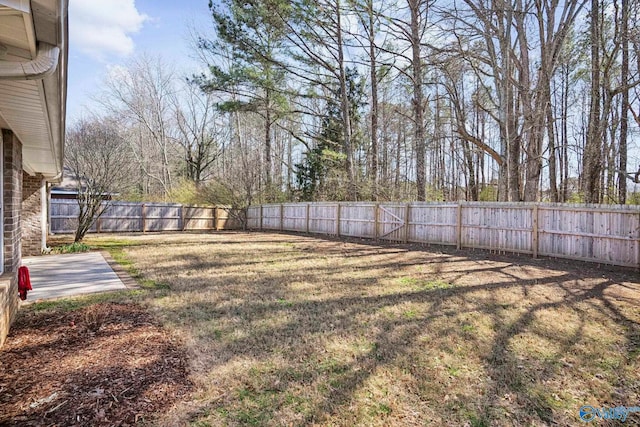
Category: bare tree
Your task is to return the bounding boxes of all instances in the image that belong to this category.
[173,82,223,186]
[65,117,132,242]
[100,55,177,196]
[157,0,640,205]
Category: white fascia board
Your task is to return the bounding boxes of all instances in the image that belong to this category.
[0,1,30,14]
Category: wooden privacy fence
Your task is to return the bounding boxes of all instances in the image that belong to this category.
[50,199,242,234]
[247,202,640,268]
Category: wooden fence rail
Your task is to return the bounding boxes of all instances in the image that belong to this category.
[247,202,640,269]
[50,200,242,234]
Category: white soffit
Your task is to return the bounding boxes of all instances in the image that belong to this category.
[0,0,65,180]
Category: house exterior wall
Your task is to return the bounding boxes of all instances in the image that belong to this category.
[22,172,45,256]
[0,129,23,346]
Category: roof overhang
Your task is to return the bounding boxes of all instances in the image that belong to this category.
[0,0,67,181]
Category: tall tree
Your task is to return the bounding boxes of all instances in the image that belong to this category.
[197,0,290,201]
[353,0,383,199]
[100,55,177,196]
[276,0,360,198]
[295,68,366,200]
[439,0,584,201]
[618,0,630,203]
[380,0,432,200]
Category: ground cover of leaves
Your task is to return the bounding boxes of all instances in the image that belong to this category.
[0,301,191,426]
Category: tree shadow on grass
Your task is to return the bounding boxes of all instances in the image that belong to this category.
[172,282,637,424]
[111,232,639,425]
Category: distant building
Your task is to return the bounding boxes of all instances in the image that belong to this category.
[50,167,114,201]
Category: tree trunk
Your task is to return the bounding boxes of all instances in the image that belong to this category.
[618,0,629,204]
[335,0,356,200]
[583,0,602,203]
[368,0,379,201]
[547,91,559,202]
[409,0,426,201]
[462,139,478,200]
[264,94,273,200]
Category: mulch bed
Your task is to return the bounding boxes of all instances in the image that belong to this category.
[0,302,192,426]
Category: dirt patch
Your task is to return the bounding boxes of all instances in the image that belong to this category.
[0,302,191,426]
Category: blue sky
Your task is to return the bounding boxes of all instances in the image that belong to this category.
[67,0,213,121]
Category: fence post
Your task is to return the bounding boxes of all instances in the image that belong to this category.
[637,210,640,271]
[280,204,284,231]
[532,204,539,259]
[374,203,379,241]
[259,205,263,231]
[97,216,102,234]
[306,203,310,234]
[214,207,219,231]
[336,203,341,237]
[181,205,186,231]
[403,203,410,244]
[141,204,146,232]
[456,202,462,250]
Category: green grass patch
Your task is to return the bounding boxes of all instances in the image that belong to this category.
[461,323,476,333]
[232,388,279,426]
[369,402,392,417]
[49,242,90,254]
[276,298,293,307]
[87,238,137,250]
[403,309,418,319]
[397,276,453,291]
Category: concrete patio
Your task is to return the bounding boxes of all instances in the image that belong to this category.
[21,252,133,301]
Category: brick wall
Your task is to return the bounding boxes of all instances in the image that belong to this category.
[22,172,44,256]
[0,129,23,346]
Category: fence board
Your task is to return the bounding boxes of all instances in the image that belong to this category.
[99,203,143,232]
[537,206,640,266]
[261,205,282,230]
[183,206,215,230]
[50,200,242,234]
[408,203,457,245]
[461,203,533,253]
[340,203,376,238]
[247,202,640,268]
[309,203,338,235]
[282,204,307,231]
[216,207,243,230]
[246,206,261,229]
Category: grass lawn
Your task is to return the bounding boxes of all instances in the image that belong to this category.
[15,232,640,425]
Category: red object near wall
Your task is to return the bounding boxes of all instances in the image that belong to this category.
[18,266,32,300]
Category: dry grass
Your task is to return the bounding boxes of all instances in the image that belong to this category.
[80,231,639,427]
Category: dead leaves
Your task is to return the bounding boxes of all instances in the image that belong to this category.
[0,302,191,426]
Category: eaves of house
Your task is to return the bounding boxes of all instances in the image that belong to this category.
[0,0,67,180]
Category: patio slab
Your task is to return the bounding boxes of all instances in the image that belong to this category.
[21,252,129,301]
